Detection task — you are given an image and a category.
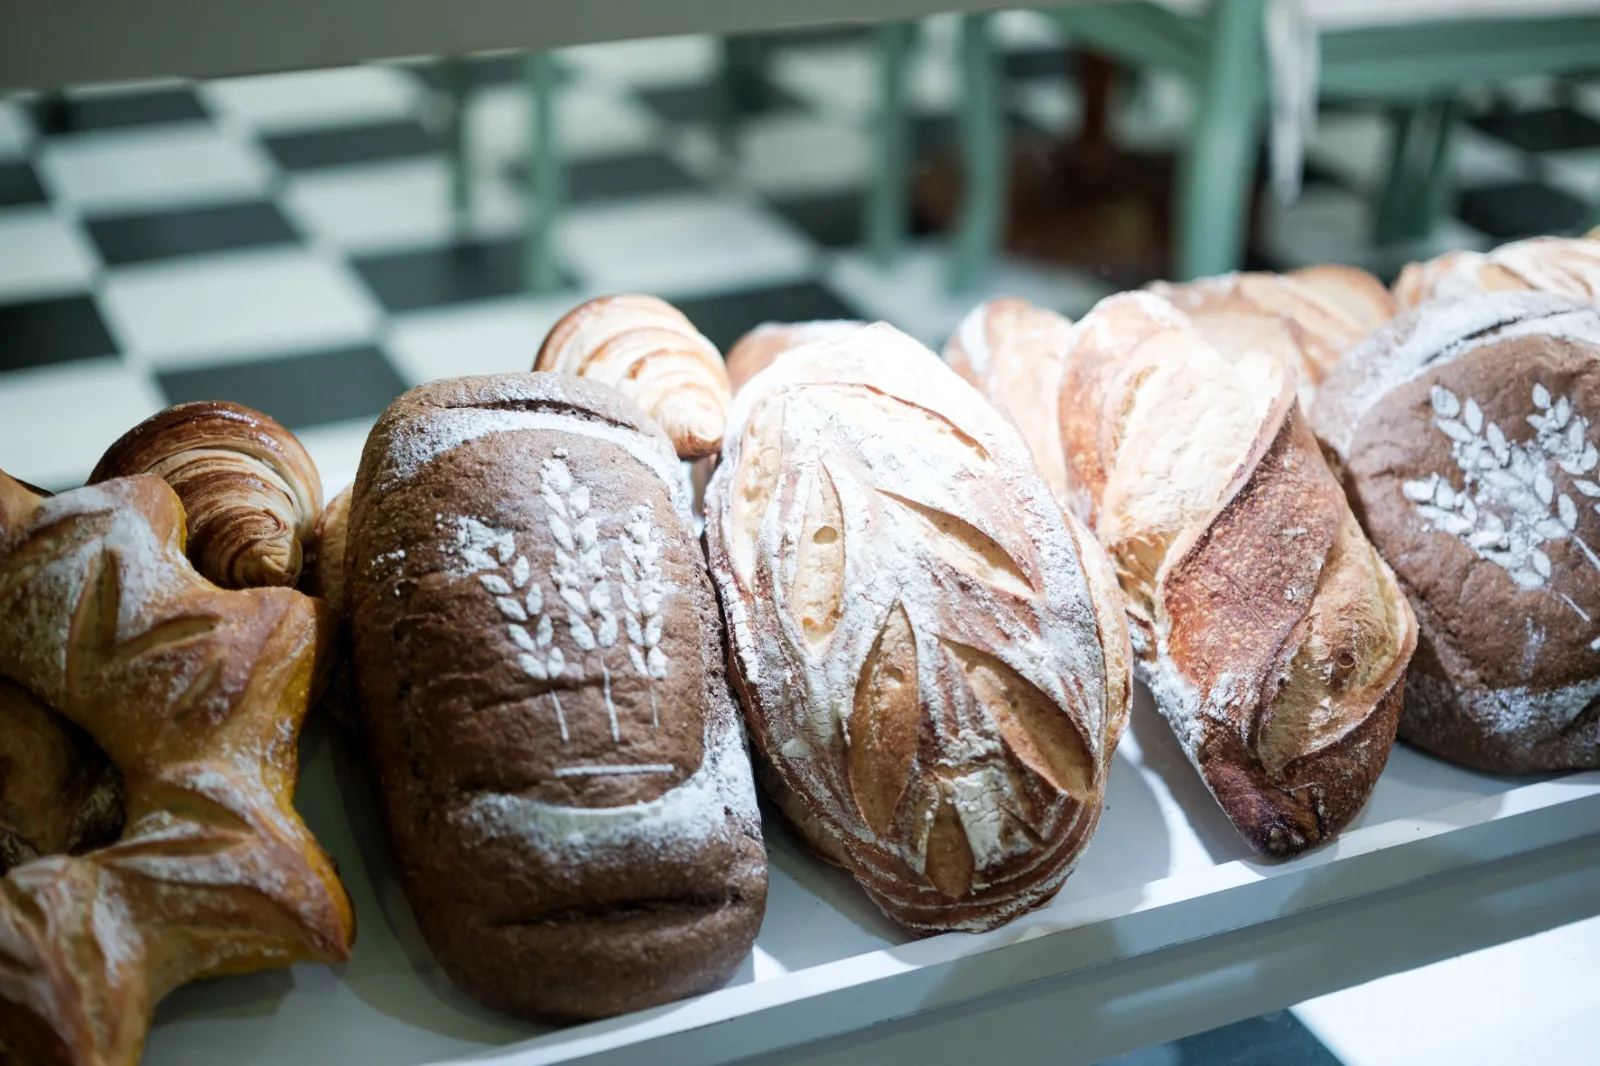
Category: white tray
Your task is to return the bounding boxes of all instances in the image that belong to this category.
[143,684,1600,1066]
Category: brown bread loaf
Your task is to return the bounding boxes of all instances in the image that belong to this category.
[705,323,1130,935]
[1059,292,1416,857]
[724,320,864,394]
[943,298,1075,502]
[346,372,766,1021]
[1311,292,1600,772]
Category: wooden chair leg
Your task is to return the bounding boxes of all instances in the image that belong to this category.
[866,21,915,267]
[1177,0,1267,280]
[525,51,563,294]
[947,11,1006,292]
[442,56,472,237]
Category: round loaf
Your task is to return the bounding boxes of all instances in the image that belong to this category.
[724,320,864,394]
[705,323,1129,935]
[1394,232,1600,310]
[1311,292,1600,772]
[346,372,765,1021]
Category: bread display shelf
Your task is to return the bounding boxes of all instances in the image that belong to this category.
[142,681,1600,1066]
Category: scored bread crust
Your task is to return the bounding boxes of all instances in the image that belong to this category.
[1059,292,1417,858]
[1146,266,1394,407]
[1311,292,1600,772]
[943,298,1075,503]
[705,323,1129,935]
[0,471,352,1066]
[724,320,865,395]
[1394,233,1600,310]
[346,372,765,1021]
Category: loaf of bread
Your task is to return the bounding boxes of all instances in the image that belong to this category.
[346,373,765,1020]
[0,470,352,1066]
[1394,231,1600,310]
[725,320,864,394]
[90,400,323,589]
[705,323,1130,935]
[0,679,122,873]
[535,295,732,459]
[1146,266,1394,405]
[1058,293,1416,857]
[1311,292,1600,772]
[943,298,1074,502]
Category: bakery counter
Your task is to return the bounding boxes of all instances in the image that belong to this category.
[141,682,1600,1066]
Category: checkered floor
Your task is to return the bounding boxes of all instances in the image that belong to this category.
[3,16,1599,496]
[1,17,1599,1065]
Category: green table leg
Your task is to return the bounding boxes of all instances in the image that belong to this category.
[525,51,563,294]
[947,11,1005,292]
[443,56,471,236]
[718,35,767,159]
[866,21,914,267]
[1375,98,1459,246]
[1176,0,1267,280]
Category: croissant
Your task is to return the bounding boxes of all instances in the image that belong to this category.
[0,470,353,1065]
[1146,266,1394,405]
[535,295,732,458]
[942,298,1074,502]
[1395,231,1600,309]
[90,401,323,591]
[724,320,864,394]
[1058,292,1417,857]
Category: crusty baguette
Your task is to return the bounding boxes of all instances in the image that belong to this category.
[0,470,352,1066]
[346,372,765,1020]
[1311,292,1600,772]
[535,295,732,458]
[1146,266,1393,407]
[1059,292,1416,857]
[705,323,1130,934]
[943,298,1074,502]
[1394,233,1600,310]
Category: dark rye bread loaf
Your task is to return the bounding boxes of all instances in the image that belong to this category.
[1312,293,1600,773]
[346,373,766,1021]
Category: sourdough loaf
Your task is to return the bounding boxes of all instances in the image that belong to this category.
[1059,293,1416,857]
[705,323,1130,934]
[1146,266,1394,406]
[725,320,864,394]
[346,373,765,1020]
[1394,231,1600,310]
[1311,292,1600,772]
[943,298,1074,502]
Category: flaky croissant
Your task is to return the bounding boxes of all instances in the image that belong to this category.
[1394,231,1600,309]
[535,295,732,458]
[90,401,323,590]
[0,469,353,1066]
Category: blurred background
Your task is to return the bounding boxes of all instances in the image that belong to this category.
[2,5,1599,1063]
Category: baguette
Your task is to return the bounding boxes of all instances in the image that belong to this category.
[1059,292,1416,856]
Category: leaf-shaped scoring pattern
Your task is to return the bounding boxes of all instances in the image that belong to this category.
[1402,383,1600,628]
[709,323,1115,930]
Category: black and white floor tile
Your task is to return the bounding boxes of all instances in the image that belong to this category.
[1,17,1598,1063]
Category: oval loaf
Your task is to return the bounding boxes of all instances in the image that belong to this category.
[706,323,1130,935]
[1059,293,1416,857]
[346,373,766,1020]
[1311,292,1600,772]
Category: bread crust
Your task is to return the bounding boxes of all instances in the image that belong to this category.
[346,372,765,1021]
[1060,293,1416,857]
[706,324,1128,934]
[1394,234,1600,310]
[1311,292,1600,772]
